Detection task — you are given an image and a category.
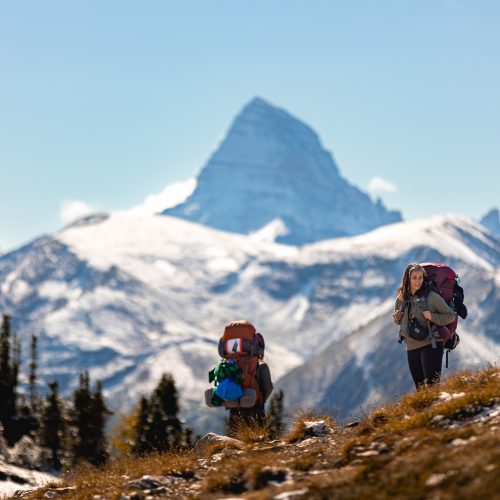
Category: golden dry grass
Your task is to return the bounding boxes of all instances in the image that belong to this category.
[230,418,270,444]
[23,451,198,499]
[358,367,500,436]
[19,367,500,500]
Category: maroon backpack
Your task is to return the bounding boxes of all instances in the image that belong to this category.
[420,263,467,364]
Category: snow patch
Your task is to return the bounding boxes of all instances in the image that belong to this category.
[38,281,81,300]
[6,279,31,302]
[437,391,466,402]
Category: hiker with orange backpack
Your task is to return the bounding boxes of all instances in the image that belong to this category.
[206,320,273,433]
[393,263,456,388]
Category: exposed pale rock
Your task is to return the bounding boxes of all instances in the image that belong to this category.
[273,487,308,499]
[43,486,77,498]
[425,473,447,487]
[303,420,333,437]
[357,450,379,457]
[192,432,243,455]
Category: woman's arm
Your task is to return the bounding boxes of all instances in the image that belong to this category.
[427,293,456,325]
[393,299,403,325]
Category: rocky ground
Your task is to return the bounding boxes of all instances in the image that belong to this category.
[10,368,500,499]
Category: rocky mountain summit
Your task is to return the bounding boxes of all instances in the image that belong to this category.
[165,97,401,244]
[13,367,500,499]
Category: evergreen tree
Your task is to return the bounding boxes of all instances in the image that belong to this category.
[153,373,182,449]
[71,373,111,466]
[40,381,65,470]
[133,373,190,454]
[268,390,285,439]
[145,398,168,453]
[153,373,179,417]
[29,334,39,414]
[12,334,21,402]
[71,372,93,463]
[132,397,151,456]
[88,381,111,465]
[0,314,18,440]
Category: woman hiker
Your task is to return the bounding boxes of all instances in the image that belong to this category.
[393,263,455,389]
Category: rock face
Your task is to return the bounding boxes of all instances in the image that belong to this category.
[165,97,401,244]
[480,208,500,239]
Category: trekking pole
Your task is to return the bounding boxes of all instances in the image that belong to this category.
[397,301,407,344]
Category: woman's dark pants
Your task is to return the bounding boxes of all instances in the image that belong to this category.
[407,343,444,388]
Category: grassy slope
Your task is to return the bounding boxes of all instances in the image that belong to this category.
[24,367,500,499]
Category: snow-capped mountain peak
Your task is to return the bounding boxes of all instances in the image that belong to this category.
[165,97,401,244]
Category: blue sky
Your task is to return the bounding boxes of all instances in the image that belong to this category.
[1,0,499,251]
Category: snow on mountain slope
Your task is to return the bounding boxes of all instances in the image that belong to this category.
[165,97,401,244]
[303,214,500,269]
[275,216,500,418]
[480,208,500,239]
[0,212,498,433]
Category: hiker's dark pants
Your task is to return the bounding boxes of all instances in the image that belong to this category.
[407,343,444,388]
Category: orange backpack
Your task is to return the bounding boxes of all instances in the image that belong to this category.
[218,320,265,405]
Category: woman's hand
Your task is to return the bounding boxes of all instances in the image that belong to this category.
[422,310,433,321]
[393,310,403,321]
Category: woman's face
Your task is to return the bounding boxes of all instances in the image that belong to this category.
[409,270,424,293]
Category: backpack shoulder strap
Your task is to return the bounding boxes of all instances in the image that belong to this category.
[397,300,408,344]
[414,295,438,348]
[421,295,428,309]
